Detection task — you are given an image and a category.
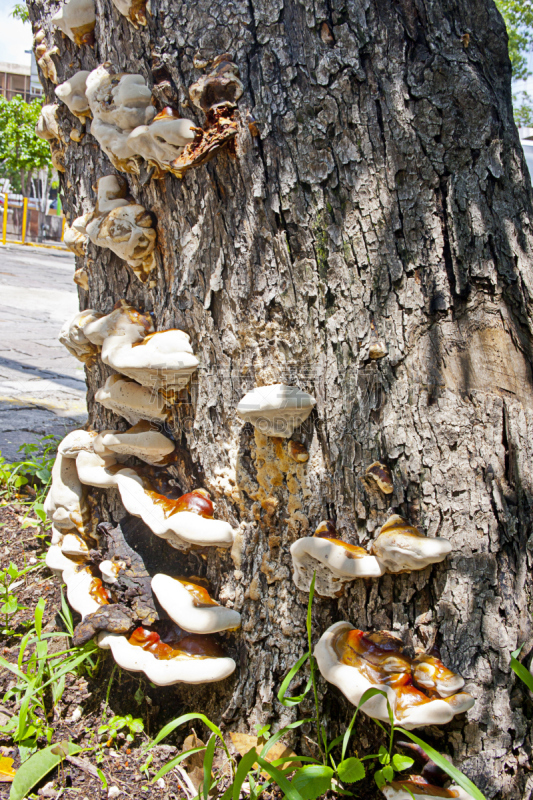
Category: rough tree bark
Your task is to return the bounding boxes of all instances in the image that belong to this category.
[28,0,533,796]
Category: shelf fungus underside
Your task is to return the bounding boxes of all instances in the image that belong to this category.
[315,621,474,729]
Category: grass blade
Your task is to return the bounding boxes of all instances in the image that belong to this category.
[256,756,304,800]
[148,713,231,761]
[203,735,216,800]
[34,599,46,640]
[151,746,206,783]
[342,688,387,761]
[277,652,312,707]
[396,729,486,800]
[232,748,258,800]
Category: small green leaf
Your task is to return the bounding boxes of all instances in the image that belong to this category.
[9,742,81,800]
[382,765,394,781]
[378,746,389,765]
[510,649,533,693]
[392,754,414,772]
[1,597,18,616]
[291,765,334,800]
[337,757,365,783]
[374,769,386,790]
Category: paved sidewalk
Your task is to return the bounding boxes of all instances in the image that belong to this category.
[0,243,87,461]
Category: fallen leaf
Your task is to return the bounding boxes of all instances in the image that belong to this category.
[229,733,301,775]
[0,755,16,782]
[182,732,206,791]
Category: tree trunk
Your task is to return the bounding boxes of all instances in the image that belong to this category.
[29,0,533,796]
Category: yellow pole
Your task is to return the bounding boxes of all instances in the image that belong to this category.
[61,216,66,242]
[21,197,28,244]
[2,194,7,245]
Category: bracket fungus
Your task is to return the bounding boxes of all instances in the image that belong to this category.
[55,70,91,120]
[59,309,102,365]
[86,66,156,171]
[98,628,236,686]
[291,521,384,598]
[315,622,474,729]
[95,374,170,424]
[381,777,471,800]
[52,0,96,46]
[64,222,89,257]
[291,516,452,595]
[35,104,65,172]
[111,0,149,27]
[43,442,86,535]
[72,175,157,282]
[151,575,241,633]
[73,446,235,551]
[85,65,195,176]
[169,54,242,177]
[82,303,199,391]
[44,430,237,684]
[93,420,175,465]
[126,107,196,176]
[370,515,452,573]
[237,384,316,438]
[365,461,394,494]
[34,30,59,84]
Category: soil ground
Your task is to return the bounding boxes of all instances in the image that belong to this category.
[0,502,200,800]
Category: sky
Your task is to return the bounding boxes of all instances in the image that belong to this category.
[0,0,32,66]
[513,52,533,101]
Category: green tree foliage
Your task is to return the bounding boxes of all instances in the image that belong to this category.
[495,1,533,126]
[11,2,29,23]
[495,0,533,80]
[0,96,51,195]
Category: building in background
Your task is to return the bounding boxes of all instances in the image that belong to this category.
[0,57,42,103]
[519,127,533,183]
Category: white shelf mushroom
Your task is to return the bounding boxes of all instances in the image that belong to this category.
[110,0,149,26]
[93,421,175,465]
[35,104,65,172]
[82,303,199,392]
[315,621,474,730]
[370,515,452,573]
[75,450,236,551]
[152,575,241,633]
[72,175,157,282]
[60,533,90,557]
[51,0,96,46]
[59,309,102,364]
[55,70,91,120]
[85,66,155,172]
[34,30,59,84]
[45,545,104,617]
[126,108,196,174]
[291,529,384,598]
[43,443,86,534]
[95,374,170,425]
[85,64,196,176]
[98,631,236,686]
[237,384,316,438]
[64,222,89,257]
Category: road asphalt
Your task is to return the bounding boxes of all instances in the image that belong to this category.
[0,242,87,461]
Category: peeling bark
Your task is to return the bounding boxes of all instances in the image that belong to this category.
[29,0,533,795]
